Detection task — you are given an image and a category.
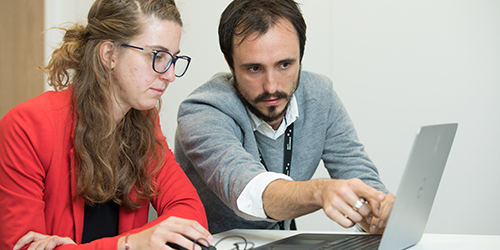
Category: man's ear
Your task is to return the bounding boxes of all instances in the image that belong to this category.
[99,41,117,69]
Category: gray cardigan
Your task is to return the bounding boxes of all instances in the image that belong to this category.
[175,71,388,234]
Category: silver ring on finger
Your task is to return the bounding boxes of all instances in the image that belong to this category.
[353,198,366,211]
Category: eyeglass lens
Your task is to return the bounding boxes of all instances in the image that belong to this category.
[154,51,189,77]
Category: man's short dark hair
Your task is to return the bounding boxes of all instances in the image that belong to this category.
[218,0,307,70]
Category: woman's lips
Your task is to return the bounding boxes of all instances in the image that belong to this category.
[150,88,165,95]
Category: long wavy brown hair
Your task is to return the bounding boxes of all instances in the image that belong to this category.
[41,0,182,210]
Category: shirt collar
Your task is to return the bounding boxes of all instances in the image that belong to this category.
[248,94,299,140]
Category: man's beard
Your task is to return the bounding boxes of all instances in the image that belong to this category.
[233,71,300,124]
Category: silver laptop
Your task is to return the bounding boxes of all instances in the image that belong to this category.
[254,123,458,250]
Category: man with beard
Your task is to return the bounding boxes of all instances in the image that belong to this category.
[175,0,395,234]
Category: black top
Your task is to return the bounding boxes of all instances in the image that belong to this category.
[81,200,119,244]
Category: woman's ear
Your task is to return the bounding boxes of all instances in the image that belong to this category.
[99,41,117,69]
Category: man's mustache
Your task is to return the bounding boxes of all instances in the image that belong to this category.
[253,91,288,103]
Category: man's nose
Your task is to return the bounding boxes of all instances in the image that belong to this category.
[263,71,278,94]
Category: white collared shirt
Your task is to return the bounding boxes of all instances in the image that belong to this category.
[236,95,299,218]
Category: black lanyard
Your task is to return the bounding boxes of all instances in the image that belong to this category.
[258,123,295,230]
[259,123,294,175]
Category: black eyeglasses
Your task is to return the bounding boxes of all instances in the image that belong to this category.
[120,43,191,77]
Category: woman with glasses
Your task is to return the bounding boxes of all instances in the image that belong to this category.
[0,0,211,249]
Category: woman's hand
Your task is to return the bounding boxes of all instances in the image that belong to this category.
[120,216,212,250]
[14,231,76,250]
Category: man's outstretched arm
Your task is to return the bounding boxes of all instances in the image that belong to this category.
[262,178,389,230]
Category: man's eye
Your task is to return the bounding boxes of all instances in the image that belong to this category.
[281,62,291,69]
[249,66,260,72]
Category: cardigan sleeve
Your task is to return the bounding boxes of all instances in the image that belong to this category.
[318,77,389,194]
[175,91,270,222]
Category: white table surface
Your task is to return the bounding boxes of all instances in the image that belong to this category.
[212,229,500,250]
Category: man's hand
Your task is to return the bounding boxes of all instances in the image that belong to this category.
[262,178,387,230]
[313,178,386,228]
[359,192,395,234]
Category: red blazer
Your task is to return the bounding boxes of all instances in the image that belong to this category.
[0,89,207,249]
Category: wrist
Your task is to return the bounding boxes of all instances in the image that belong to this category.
[312,178,328,206]
[125,233,131,250]
[118,234,131,250]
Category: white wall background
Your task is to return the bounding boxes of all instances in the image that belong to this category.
[45,0,500,235]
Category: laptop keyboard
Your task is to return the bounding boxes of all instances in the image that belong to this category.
[312,235,382,250]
